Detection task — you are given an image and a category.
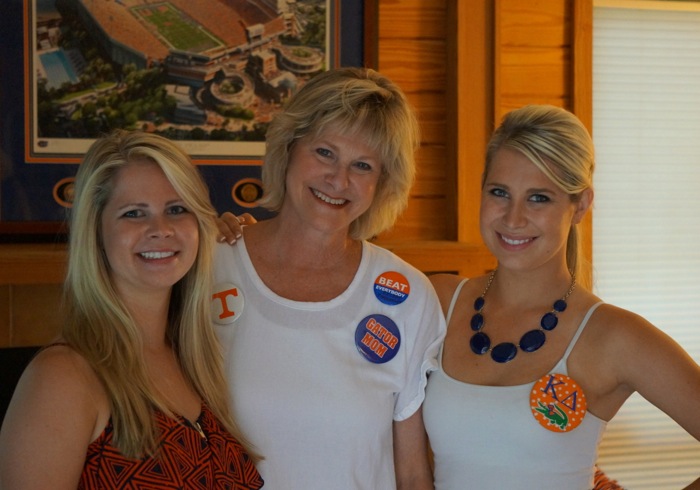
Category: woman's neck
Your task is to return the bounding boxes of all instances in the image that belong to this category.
[246,217,360,269]
[488,264,574,308]
[121,291,171,348]
[243,218,363,301]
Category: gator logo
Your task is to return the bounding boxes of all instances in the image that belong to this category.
[534,401,569,430]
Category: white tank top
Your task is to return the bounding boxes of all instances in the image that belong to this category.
[424,279,607,490]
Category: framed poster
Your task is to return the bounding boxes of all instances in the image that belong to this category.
[0,0,376,241]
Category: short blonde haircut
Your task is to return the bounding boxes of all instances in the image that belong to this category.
[483,105,595,283]
[260,67,420,240]
[65,130,254,458]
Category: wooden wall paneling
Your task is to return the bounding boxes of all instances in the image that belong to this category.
[573,0,594,287]
[381,198,449,242]
[0,230,65,350]
[376,0,491,274]
[11,284,63,346]
[377,38,448,241]
[572,0,593,124]
[376,39,447,92]
[363,0,379,69]
[411,91,448,145]
[498,49,570,109]
[378,1,447,90]
[498,0,568,45]
[377,0,447,39]
[493,0,504,121]
[0,244,68,285]
[448,0,494,247]
[376,0,451,248]
[497,0,569,108]
[380,145,450,242]
[380,0,498,276]
[0,286,10,345]
[412,145,448,197]
[495,0,572,119]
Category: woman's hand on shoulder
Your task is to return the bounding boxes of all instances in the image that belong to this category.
[0,344,107,489]
[216,212,257,245]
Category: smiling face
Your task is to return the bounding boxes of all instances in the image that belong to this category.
[100,159,199,300]
[280,127,383,236]
[480,148,591,273]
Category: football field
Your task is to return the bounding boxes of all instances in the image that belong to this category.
[132,3,224,53]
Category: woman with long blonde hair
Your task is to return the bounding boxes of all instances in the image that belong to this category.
[0,130,263,489]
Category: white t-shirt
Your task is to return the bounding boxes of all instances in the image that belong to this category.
[212,239,446,490]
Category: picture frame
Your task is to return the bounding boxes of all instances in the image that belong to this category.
[0,0,377,241]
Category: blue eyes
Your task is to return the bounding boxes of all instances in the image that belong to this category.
[315,147,373,172]
[488,188,550,202]
[167,205,188,215]
[121,205,188,218]
[529,194,550,203]
[123,209,143,218]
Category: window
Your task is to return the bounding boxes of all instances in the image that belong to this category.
[593,1,700,487]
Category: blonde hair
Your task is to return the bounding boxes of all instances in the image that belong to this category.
[260,67,420,239]
[483,105,595,283]
[64,130,254,458]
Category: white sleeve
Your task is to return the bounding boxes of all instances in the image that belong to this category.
[393,274,447,421]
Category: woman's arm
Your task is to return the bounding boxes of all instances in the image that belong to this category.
[0,346,105,489]
[605,306,700,439]
[393,406,434,490]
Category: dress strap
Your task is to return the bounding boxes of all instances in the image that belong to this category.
[446,278,470,325]
[561,301,604,362]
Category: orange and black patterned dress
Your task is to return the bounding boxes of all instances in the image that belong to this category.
[79,404,263,489]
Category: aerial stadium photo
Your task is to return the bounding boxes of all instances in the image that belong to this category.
[31,0,330,159]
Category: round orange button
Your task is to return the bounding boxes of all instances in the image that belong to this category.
[530,373,587,432]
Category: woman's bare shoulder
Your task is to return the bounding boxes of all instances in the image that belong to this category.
[429,273,466,300]
[16,344,105,408]
[0,344,108,488]
[586,302,658,342]
[429,273,489,312]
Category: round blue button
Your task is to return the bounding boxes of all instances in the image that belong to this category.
[355,314,401,363]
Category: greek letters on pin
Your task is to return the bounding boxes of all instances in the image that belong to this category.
[530,373,587,432]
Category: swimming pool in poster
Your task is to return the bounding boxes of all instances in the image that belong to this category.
[39,50,78,89]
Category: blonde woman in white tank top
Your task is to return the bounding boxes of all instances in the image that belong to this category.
[423,105,700,489]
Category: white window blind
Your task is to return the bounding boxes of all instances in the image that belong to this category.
[593,2,700,488]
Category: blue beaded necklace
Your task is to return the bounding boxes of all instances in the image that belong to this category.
[469,269,576,363]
